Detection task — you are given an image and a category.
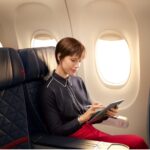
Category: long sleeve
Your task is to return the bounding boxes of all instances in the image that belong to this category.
[40,85,82,136]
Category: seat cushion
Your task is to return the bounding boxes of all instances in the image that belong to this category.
[0,86,30,148]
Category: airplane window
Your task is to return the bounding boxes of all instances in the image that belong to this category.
[31,34,57,48]
[95,34,131,86]
[0,42,3,47]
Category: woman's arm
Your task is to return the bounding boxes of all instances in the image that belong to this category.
[40,87,82,136]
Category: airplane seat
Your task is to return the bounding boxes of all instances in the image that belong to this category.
[0,48,31,149]
[18,47,54,137]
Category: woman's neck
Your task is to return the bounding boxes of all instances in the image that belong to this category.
[55,66,69,79]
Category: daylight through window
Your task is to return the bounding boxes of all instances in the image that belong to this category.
[31,34,57,48]
[95,35,131,86]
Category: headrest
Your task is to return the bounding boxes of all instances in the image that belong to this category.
[19,46,56,82]
[0,48,25,90]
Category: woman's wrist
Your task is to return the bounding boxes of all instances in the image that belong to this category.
[78,115,85,124]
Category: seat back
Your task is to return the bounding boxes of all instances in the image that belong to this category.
[0,46,56,148]
[19,47,56,138]
[0,48,30,148]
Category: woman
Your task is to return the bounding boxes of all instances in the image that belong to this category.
[40,37,148,149]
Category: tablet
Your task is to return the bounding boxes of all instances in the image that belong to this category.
[88,99,124,124]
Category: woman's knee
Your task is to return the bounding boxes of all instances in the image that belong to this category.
[129,135,148,149]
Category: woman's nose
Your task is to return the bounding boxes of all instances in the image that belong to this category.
[74,62,80,68]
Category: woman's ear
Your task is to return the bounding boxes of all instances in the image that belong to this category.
[57,53,61,63]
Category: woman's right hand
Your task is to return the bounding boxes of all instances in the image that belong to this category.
[78,102,104,124]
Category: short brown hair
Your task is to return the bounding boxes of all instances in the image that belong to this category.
[55,37,85,64]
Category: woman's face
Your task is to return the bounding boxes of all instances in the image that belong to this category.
[59,54,83,76]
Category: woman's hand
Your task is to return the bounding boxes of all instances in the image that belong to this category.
[78,102,119,124]
[106,107,118,118]
[78,102,104,124]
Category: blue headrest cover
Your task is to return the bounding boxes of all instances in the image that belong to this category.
[19,46,56,82]
[0,48,25,90]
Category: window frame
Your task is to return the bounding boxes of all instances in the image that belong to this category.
[95,31,131,87]
[31,30,57,48]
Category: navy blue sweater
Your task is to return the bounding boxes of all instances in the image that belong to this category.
[40,71,92,136]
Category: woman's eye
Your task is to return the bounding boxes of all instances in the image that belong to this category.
[71,59,77,62]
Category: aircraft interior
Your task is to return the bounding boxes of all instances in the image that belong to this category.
[0,0,150,149]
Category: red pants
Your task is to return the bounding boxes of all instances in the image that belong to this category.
[70,123,149,149]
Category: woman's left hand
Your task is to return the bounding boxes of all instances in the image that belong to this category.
[106,107,118,118]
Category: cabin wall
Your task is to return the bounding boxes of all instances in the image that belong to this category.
[0,17,18,48]
[15,1,72,48]
[137,12,150,143]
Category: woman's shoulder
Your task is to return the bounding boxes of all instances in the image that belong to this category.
[70,75,85,85]
[43,76,56,89]
[71,75,81,80]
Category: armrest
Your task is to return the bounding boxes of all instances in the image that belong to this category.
[101,115,129,128]
[31,134,129,149]
[31,134,99,149]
